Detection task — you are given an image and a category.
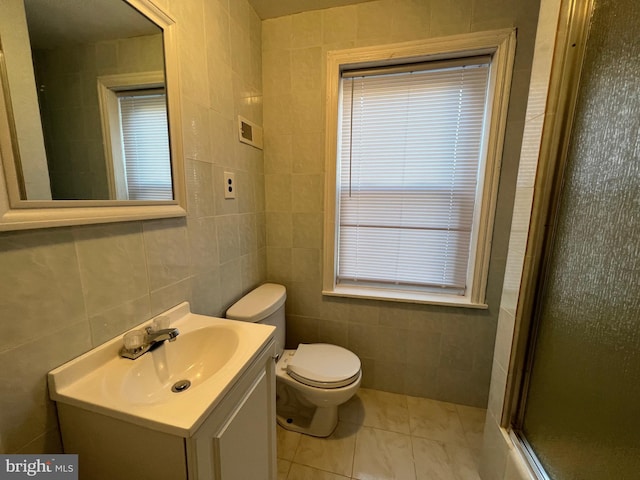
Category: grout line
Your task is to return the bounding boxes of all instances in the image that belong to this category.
[350,423,358,479]
[288,461,352,479]
[281,458,292,479]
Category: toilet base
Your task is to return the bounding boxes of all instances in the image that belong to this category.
[276,405,338,437]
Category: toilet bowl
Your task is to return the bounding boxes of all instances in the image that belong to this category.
[226,283,361,437]
[275,345,361,437]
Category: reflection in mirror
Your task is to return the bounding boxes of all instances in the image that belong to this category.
[3,0,172,201]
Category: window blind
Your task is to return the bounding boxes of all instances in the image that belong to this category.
[337,60,490,294]
[119,92,173,200]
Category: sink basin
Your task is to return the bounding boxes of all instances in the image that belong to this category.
[114,325,240,405]
[48,302,275,436]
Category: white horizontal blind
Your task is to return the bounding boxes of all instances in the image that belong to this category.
[119,92,173,200]
[337,60,490,294]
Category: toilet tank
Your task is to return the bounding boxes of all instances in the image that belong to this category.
[226,283,286,357]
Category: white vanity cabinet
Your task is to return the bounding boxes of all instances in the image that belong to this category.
[187,340,277,479]
[56,339,276,480]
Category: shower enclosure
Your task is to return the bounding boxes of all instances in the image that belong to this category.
[513,0,640,478]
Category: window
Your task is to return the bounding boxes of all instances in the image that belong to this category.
[323,30,516,307]
[97,71,173,201]
[118,91,172,200]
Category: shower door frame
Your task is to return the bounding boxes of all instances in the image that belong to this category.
[501,0,596,477]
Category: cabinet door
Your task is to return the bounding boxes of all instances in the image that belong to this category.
[215,371,270,480]
[188,342,276,480]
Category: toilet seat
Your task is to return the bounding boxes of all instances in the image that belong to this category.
[287,344,361,389]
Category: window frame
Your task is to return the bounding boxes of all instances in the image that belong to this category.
[322,29,517,308]
[97,71,169,201]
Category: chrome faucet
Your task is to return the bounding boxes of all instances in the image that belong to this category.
[119,326,180,360]
[145,326,180,344]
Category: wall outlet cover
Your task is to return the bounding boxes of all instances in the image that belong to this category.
[224,172,236,199]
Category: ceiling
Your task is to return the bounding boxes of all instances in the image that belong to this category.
[247,0,376,19]
[23,0,160,49]
[21,0,376,50]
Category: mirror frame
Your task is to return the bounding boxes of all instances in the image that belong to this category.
[0,0,186,231]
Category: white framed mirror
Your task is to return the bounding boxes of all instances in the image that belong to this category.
[0,0,186,231]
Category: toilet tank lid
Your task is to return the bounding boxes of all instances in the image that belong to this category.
[226,283,286,322]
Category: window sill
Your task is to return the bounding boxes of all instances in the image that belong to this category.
[322,285,488,309]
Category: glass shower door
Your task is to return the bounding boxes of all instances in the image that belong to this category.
[517,0,640,478]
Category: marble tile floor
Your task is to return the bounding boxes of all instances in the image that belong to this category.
[277,388,486,480]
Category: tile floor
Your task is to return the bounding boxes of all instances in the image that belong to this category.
[277,388,486,480]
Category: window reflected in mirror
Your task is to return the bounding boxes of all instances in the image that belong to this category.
[3,0,172,201]
[116,90,171,200]
[96,71,171,201]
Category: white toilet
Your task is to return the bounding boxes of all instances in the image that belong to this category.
[226,283,361,437]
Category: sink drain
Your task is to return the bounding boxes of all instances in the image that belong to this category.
[171,379,191,393]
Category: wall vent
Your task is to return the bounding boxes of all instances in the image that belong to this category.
[238,115,263,149]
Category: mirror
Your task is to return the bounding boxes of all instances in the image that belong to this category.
[0,0,185,230]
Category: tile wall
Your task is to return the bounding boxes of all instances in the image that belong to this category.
[0,0,264,454]
[261,0,539,406]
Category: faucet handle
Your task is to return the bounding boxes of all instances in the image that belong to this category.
[123,330,145,351]
[149,316,170,333]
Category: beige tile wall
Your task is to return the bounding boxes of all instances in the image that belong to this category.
[262,0,539,406]
[0,0,264,454]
